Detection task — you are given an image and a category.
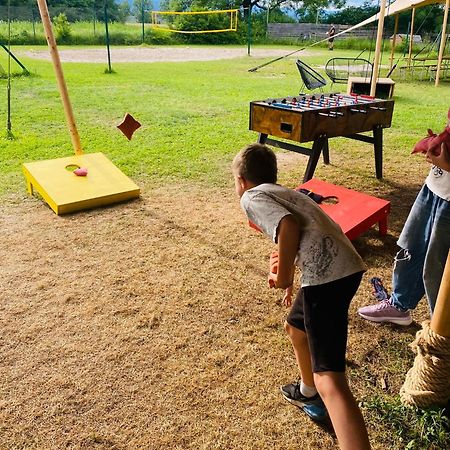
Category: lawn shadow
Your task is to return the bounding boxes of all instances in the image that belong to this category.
[385,320,422,337]
[314,416,336,439]
[344,176,424,267]
[295,409,337,441]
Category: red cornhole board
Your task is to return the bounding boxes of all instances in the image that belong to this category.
[298,178,390,241]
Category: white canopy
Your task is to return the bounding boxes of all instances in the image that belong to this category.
[330,0,449,87]
[333,0,446,38]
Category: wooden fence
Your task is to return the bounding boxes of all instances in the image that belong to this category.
[267,23,383,40]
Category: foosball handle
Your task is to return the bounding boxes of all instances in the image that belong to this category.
[430,250,450,337]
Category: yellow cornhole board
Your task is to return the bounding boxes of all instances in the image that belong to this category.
[23,152,140,215]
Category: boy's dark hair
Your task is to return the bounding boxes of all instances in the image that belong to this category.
[233,143,277,184]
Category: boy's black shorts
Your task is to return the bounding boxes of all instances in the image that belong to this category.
[286,271,364,373]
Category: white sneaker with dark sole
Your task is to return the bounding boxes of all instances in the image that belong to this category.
[280,381,328,422]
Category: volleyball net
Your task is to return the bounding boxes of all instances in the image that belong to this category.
[150,9,238,34]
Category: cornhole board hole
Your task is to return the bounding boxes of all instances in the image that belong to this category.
[23,152,140,215]
[298,178,390,240]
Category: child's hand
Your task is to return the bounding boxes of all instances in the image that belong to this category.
[268,271,293,307]
[268,250,293,306]
[268,271,277,288]
[282,286,293,307]
[427,142,450,171]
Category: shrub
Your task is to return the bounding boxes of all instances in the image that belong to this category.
[53,13,71,43]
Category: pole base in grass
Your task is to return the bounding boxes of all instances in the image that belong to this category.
[4,130,15,140]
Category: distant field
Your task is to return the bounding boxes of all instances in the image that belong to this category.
[0,45,448,197]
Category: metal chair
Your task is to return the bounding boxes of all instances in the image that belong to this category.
[325,57,373,87]
[296,59,327,93]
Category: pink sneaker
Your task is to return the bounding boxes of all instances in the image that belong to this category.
[358,300,412,326]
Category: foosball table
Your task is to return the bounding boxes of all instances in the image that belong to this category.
[249,93,395,182]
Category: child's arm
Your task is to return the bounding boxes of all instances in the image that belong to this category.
[268,251,294,307]
[268,214,300,290]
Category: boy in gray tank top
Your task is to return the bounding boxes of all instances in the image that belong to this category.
[232,143,370,450]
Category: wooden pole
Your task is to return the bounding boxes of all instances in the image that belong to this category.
[436,0,450,87]
[370,0,387,97]
[430,250,450,337]
[389,14,399,71]
[36,0,83,155]
[407,7,416,67]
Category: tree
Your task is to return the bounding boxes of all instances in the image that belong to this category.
[0,0,30,5]
[294,0,345,23]
[395,5,445,35]
[183,1,348,22]
[268,6,296,24]
[132,0,153,22]
[161,0,297,16]
[117,0,131,22]
[41,1,124,23]
[53,12,72,41]
[326,2,378,26]
[326,3,445,35]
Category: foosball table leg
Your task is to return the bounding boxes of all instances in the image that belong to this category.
[258,133,268,144]
[322,138,330,165]
[303,135,327,182]
[373,125,383,179]
[378,216,388,236]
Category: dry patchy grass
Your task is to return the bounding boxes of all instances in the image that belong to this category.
[0,151,435,449]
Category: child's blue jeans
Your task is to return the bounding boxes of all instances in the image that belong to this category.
[391,184,450,313]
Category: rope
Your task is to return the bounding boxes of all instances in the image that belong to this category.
[400,321,450,408]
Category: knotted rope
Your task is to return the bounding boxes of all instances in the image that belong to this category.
[400,320,450,408]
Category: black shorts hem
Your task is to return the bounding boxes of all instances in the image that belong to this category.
[286,271,363,373]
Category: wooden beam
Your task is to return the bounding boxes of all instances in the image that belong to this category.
[36,0,83,155]
[370,0,388,97]
[430,250,450,337]
[407,7,416,67]
[436,0,450,87]
[389,14,399,70]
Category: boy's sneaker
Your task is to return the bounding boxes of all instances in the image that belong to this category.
[280,381,328,422]
[358,299,413,326]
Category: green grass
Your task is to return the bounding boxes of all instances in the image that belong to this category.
[0,45,448,199]
[1,45,450,447]
[0,20,175,46]
[362,396,450,449]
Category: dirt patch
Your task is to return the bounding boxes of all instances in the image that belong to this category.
[0,176,429,449]
[22,46,313,63]
[0,182,336,449]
